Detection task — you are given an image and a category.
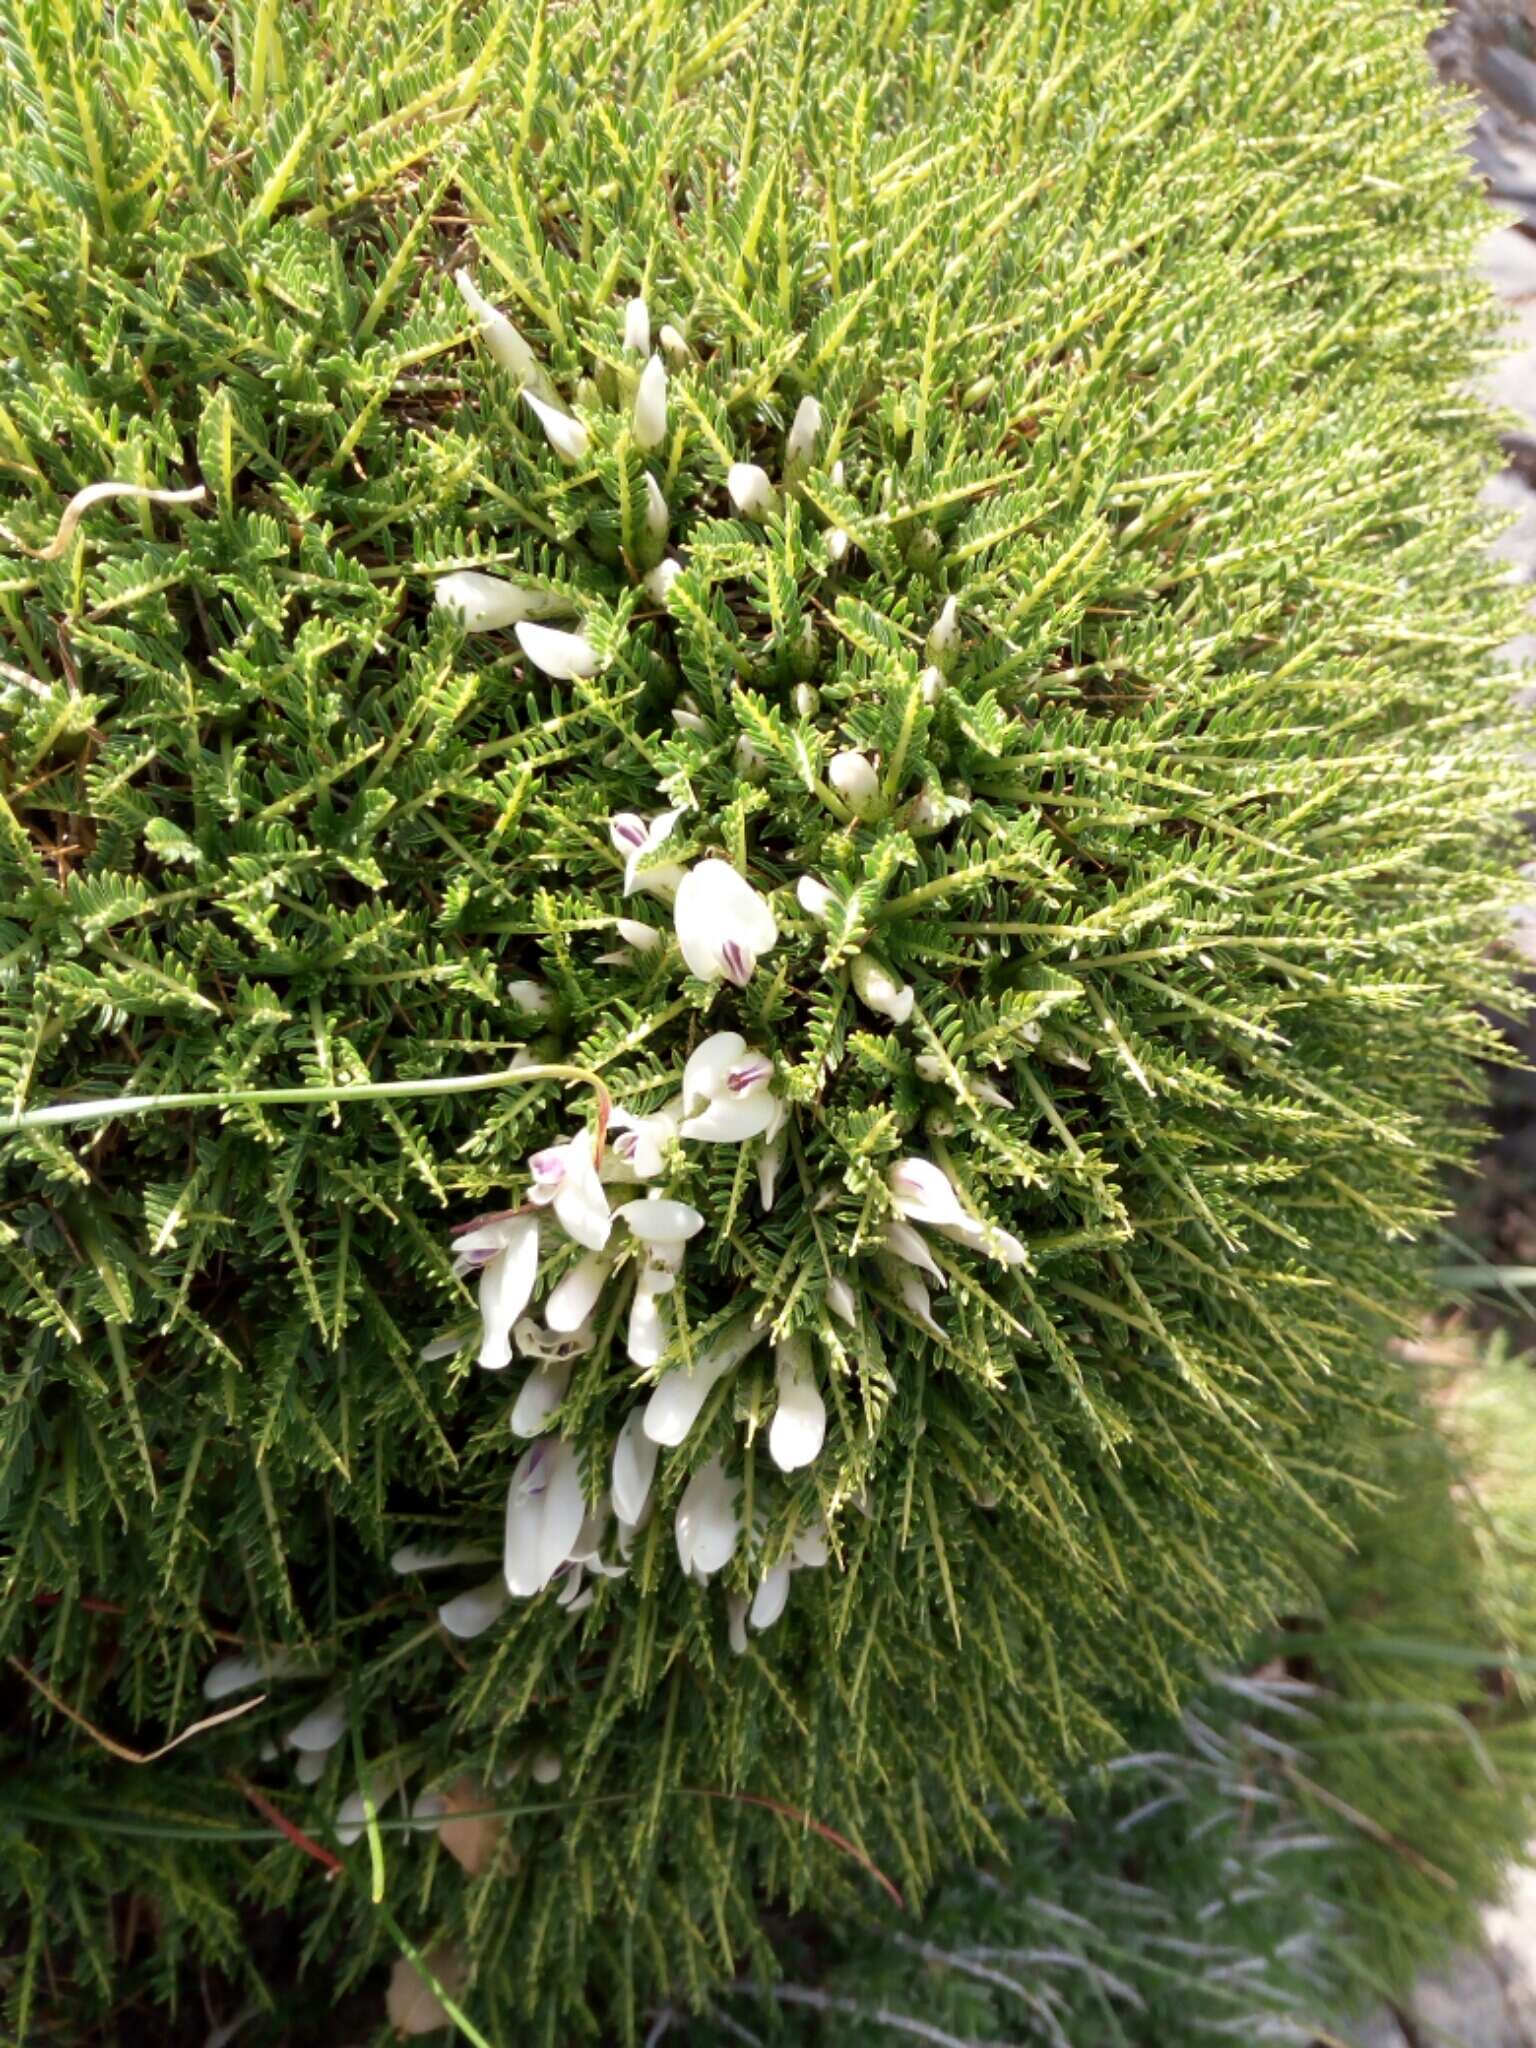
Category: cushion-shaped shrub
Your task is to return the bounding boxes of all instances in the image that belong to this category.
[0,0,1526,2034]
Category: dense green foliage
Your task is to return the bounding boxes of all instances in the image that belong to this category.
[0,0,1529,2035]
[684,1358,1536,2045]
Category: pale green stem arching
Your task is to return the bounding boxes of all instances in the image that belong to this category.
[1,1062,613,1139]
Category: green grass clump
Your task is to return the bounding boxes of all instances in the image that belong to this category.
[0,0,1529,2035]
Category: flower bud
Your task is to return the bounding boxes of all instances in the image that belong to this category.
[926,596,962,669]
[918,664,945,704]
[796,874,836,922]
[850,950,914,1025]
[515,621,601,679]
[639,474,669,546]
[634,354,668,451]
[522,389,589,464]
[644,557,683,604]
[454,270,548,393]
[792,683,819,718]
[825,527,850,564]
[435,570,575,633]
[786,394,823,470]
[659,323,690,362]
[623,296,650,355]
[828,749,880,816]
[727,462,777,521]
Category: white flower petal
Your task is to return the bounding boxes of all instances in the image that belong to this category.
[675,1456,740,1578]
[786,395,823,470]
[796,875,836,921]
[673,861,778,985]
[455,270,547,391]
[682,1031,747,1112]
[437,1576,511,1640]
[727,462,777,520]
[887,1157,973,1233]
[659,323,689,362]
[478,1218,541,1371]
[850,951,914,1025]
[750,1560,792,1631]
[515,620,601,680]
[881,1218,947,1287]
[626,1271,671,1368]
[511,1357,574,1437]
[287,1694,348,1754]
[644,558,683,604]
[727,1592,749,1656]
[522,388,590,463]
[790,1522,830,1568]
[503,1438,586,1598]
[615,1197,705,1245]
[506,977,554,1014]
[642,470,669,541]
[828,750,880,814]
[679,1092,779,1143]
[612,1409,660,1526]
[757,1130,786,1212]
[435,570,574,632]
[769,1336,826,1472]
[546,1250,612,1331]
[643,1318,762,1446]
[634,354,668,451]
[826,1276,857,1326]
[623,295,651,355]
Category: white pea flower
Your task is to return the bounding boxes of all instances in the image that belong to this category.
[644,557,683,604]
[511,1356,573,1437]
[849,951,914,1025]
[527,1130,612,1251]
[522,388,590,463]
[611,807,687,898]
[623,295,651,355]
[506,977,555,1015]
[644,1316,763,1447]
[626,1261,674,1368]
[454,270,550,394]
[679,1030,780,1142]
[786,395,823,469]
[435,570,574,632]
[659,322,690,362]
[796,874,837,922]
[437,1576,511,1641]
[612,1409,660,1528]
[503,1437,586,1597]
[603,1101,678,1181]
[887,1157,978,1235]
[514,620,601,679]
[926,595,962,667]
[454,1213,541,1371]
[826,527,850,564]
[634,354,668,451]
[727,462,777,520]
[616,917,661,954]
[790,1520,830,1567]
[828,749,880,816]
[675,1456,741,1580]
[768,1333,826,1472]
[643,470,669,541]
[673,859,778,985]
[826,1275,858,1326]
[881,1218,947,1287]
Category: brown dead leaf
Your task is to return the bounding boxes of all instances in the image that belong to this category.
[435,1775,502,1875]
[386,1946,466,2036]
